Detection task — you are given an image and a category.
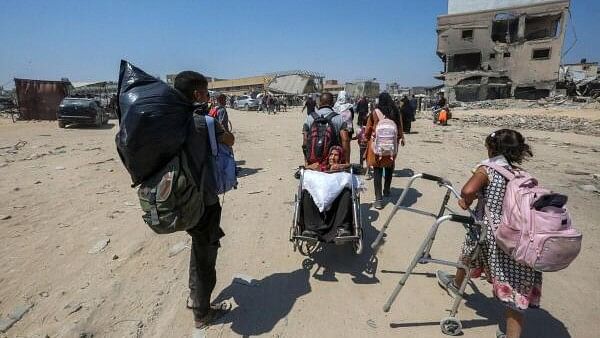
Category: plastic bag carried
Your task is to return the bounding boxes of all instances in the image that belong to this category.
[302,170,364,212]
[115,60,193,186]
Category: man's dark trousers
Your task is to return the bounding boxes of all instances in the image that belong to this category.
[187,203,222,319]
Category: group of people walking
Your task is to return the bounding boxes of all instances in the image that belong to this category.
[298,89,551,338]
[131,70,561,338]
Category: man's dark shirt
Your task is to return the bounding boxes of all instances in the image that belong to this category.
[304,98,316,114]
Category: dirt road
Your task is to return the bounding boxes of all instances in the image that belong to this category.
[1,107,598,337]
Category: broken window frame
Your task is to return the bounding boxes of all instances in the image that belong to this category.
[461,29,474,40]
[491,13,519,43]
[532,48,551,60]
[524,13,562,41]
[448,52,482,72]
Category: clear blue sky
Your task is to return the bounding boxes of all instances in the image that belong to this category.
[1,0,598,88]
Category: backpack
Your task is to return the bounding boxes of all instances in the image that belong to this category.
[372,109,398,159]
[305,111,339,165]
[137,151,204,234]
[208,106,219,118]
[206,116,238,194]
[484,163,582,272]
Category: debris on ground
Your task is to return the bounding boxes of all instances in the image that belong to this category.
[88,238,110,254]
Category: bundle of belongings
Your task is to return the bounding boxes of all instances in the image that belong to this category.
[302,170,363,212]
[115,60,236,234]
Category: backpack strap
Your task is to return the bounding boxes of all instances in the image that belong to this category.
[205,116,219,157]
[309,111,320,121]
[482,162,515,180]
[375,108,385,121]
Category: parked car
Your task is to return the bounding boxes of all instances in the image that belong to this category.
[57,98,108,128]
[234,95,259,110]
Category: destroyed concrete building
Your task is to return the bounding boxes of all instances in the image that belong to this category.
[345,80,380,98]
[436,0,570,102]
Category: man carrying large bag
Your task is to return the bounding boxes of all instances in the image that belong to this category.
[116,62,234,329]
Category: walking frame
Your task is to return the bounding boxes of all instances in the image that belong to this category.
[371,173,484,336]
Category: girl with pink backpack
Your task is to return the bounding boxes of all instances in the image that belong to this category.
[437,129,541,338]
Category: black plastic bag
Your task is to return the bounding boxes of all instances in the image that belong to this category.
[115,60,193,186]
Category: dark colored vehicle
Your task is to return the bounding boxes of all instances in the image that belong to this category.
[57,98,108,128]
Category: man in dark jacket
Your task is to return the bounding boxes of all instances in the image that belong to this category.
[174,71,234,329]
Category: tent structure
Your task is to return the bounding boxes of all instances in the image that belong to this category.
[267,74,319,95]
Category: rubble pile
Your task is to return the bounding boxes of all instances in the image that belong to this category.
[453,96,599,111]
[459,113,600,136]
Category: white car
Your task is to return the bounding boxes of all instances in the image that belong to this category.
[234,95,259,110]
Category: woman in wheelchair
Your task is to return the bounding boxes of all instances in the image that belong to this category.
[301,146,354,240]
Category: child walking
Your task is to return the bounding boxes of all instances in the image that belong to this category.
[437,129,541,338]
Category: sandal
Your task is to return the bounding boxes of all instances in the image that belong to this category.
[194,301,232,329]
[186,296,196,309]
[436,270,459,296]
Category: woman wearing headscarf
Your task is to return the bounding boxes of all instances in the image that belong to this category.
[301,146,353,240]
[334,90,355,135]
[364,92,405,209]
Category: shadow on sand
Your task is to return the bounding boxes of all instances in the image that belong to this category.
[212,268,312,336]
[389,281,570,337]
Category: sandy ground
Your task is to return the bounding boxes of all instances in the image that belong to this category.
[0,107,599,338]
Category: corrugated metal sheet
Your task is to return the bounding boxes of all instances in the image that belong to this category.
[267,74,316,94]
[14,78,69,120]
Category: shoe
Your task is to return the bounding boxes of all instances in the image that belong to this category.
[373,199,384,210]
[496,329,506,338]
[194,301,231,329]
[186,296,196,309]
[337,228,352,237]
[302,230,318,238]
[436,270,459,296]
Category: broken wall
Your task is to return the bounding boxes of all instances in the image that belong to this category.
[437,0,570,102]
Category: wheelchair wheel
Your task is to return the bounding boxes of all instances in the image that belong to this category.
[299,240,319,256]
[440,316,462,336]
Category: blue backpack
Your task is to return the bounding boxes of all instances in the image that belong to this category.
[206,117,238,194]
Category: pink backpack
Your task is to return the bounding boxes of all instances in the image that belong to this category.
[484,163,582,272]
[372,109,398,159]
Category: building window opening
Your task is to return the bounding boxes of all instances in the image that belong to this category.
[504,52,511,58]
[448,52,481,72]
[525,14,561,41]
[489,53,496,59]
[462,29,473,40]
[492,13,519,43]
[532,48,551,60]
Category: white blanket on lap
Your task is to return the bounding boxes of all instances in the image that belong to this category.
[302,170,363,212]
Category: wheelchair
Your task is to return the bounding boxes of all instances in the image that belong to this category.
[290,166,364,256]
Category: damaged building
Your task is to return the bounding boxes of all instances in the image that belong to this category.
[436,0,570,102]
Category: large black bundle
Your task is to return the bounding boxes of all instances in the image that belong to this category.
[116,60,192,185]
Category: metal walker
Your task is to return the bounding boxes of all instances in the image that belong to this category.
[371,173,484,336]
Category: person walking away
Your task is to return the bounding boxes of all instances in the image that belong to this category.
[436,129,540,338]
[364,92,405,209]
[302,95,317,115]
[174,71,235,329]
[356,96,369,127]
[399,95,415,134]
[302,92,351,171]
[209,94,231,133]
[333,90,355,138]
